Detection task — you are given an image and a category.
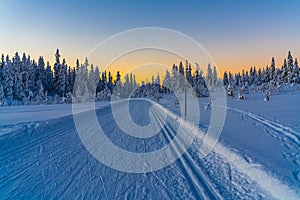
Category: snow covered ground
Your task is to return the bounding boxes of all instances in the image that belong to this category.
[0,90,299,199]
[0,102,110,126]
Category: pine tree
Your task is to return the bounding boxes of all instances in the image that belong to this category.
[67,66,76,94]
[107,71,114,94]
[12,52,25,100]
[88,64,94,93]
[293,58,299,83]
[3,56,13,101]
[45,62,54,93]
[60,58,68,97]
[185,63,193,86]
[54,49,61,94]
[281,59,288,83]
[287,51,294,83]
[36,56,45,88]
[130,73,133,87]
[0,54,4,85]
[21,53,28,93]
[223,71,229,87]
[264,66,270,83]
[206,64,213,86]
[256,68,262,85]
[163,69,171,93]
[213,66,218,86]
[270,57,276,81]
[156,73,161,85]
[37,84,45,104]
[113,71,122,97]
[27,57,36,93]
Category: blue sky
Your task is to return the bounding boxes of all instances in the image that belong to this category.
[1,0,299,74]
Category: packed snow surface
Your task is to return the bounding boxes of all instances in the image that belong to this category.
[0,91,299,199]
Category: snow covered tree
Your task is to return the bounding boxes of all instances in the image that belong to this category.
[0,83,5,105]
[12,52,25,100]
[0,54,4,85]
[59,58,68,97]
[269,57,276,81]
[256,68,262,85]
[37,84,45,104]
[178,61,185,89]
[27,57,36,93]
[194,68,208,97]
[113,71,122,98]
[54,49,61,94]
[223,71,229,87]
[163,69,171,93]
[206,64,213,86]
[293,59,299,83]
[3,56,13,102]
[185,63,193,86]
[21,53,28,93]
[213,66,218,86]
[281,59,288,83]
[107,71,114,94]
[156,73,161,86]
[44,62,54,93]
[287,51,294,83]
[36,56,45,89]
[67,66,75,94]
[123,74,131,96]
[93,66,100,92]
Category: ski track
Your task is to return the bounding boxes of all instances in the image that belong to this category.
[221,105,300,146]
[0,99,299,199]
[151,106,222,200]
[153,100,299,200]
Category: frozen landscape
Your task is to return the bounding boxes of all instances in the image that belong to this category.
[0,87,299,199]
[1,0,300,199]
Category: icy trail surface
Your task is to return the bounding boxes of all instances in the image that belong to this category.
[0,96,299,199]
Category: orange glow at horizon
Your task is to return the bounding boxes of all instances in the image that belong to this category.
[2,48,297,83]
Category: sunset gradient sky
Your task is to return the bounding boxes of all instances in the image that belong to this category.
[0,0,299,80]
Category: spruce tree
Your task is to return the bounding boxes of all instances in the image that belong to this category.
[223,71,229,87]
[213,66,218,86]
[12,52,24,100]
[287,51,294,83]
[3,56,13,101]
[54,49,61,94]
[293,59,299,83]
[36,56,45,88]
[45,62,54,93]
[206,64,213,86]
[21,53,28,93]
[281,59,288,83]
[60,58,68,97]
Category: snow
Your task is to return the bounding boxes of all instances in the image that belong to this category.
[0,90,299,199]
[0,102,109,126]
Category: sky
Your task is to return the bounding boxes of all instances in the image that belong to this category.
[0,0,299,81]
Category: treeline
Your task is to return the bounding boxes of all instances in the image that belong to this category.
[0,49,220,105]
[1,48,297,105]
[223,51,299,95]
[0,49,137,105]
